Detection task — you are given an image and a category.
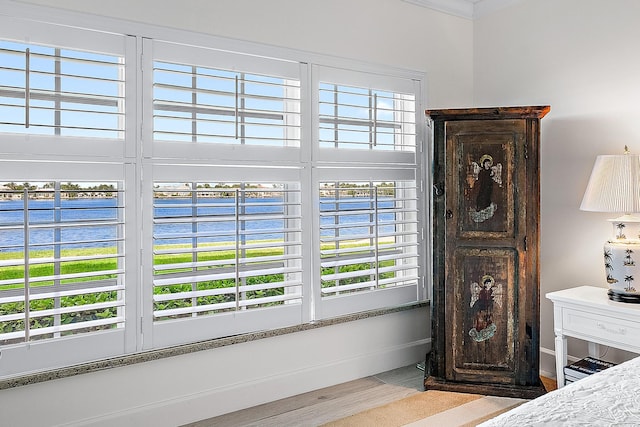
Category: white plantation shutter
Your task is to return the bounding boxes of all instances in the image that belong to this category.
[148,39,302,163]
[0,45,125,138]
[154,63,300,147]
[0,182,125,344]
[145,39,309,348]
[0,17,135,378]
[314,65,418,165]
[319,181,419,295]
[318,84,415,152]
[315,173,422,318]
[0,38,125,139]
[313,66,424,318]
[152,182,302,320]
[0,157,136,378]
[0,16,134,162]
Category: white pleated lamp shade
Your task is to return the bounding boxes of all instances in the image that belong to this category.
[580,154,640,215]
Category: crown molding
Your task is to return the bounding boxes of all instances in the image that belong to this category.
[402,0,524,20]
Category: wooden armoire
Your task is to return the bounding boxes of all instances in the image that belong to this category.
[425,106,550,398]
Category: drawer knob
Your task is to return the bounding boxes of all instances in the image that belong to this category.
[597,322,626,335]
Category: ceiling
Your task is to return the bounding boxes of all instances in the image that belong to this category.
[402,0,523,20]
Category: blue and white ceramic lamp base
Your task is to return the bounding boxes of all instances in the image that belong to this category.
[604,218,640,299]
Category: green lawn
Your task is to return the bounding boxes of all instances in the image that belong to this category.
[0,240,395,338]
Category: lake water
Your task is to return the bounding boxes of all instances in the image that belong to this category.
[0,197,397,252]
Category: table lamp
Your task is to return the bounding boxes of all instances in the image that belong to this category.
[580,146,640,302]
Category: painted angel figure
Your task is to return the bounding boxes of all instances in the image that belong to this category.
[469,275,503,342]
[469,154,502,223]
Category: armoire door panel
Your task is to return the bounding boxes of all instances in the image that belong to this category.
[448,247,517,384]
[447,120,522,240]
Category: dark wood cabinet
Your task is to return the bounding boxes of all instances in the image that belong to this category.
[425,106,550,398]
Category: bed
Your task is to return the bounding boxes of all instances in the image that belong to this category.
[478,356,640,426]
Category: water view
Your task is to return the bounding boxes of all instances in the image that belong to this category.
[0,197,398,252]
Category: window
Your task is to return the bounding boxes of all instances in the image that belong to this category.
[143,40,307,348]
[0,16,136,378]
[0,161,135,378]
[0,10,426,378]
[0,42,125,138]
[0,181,125,346]
[313,67,423,318]
[147,41,302,163]
[319,84,415,152]
[319,180,419,296]
[152,181,302,320]
[153,62,300,147]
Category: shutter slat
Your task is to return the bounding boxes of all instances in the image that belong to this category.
[153,266,300,287]
[27,300,123,319]
[0,253,122,267]
[27,317,124,337]
[154,253,300,272]
[154,279,302,302]
[153,293,301,318]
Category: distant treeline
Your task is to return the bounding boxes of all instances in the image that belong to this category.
[0,182,117,199]
[1,181,398,200]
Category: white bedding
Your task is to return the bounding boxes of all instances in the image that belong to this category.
[478,356,640,426]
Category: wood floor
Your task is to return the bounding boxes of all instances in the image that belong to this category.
[182,364,557,427]
[182,363,425,427]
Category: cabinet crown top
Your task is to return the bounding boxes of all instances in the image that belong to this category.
[425,105,550,120]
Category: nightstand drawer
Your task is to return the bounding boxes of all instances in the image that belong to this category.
[562,308,640,348]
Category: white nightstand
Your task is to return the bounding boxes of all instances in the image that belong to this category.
[546,286,640,388]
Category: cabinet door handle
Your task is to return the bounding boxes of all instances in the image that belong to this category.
[446,209,453,219]
[597,322,626,335]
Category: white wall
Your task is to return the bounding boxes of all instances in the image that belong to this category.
[1,309,428,427]
[0,1,472,425]
[474,0,640,373]
[16,0,474,108]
